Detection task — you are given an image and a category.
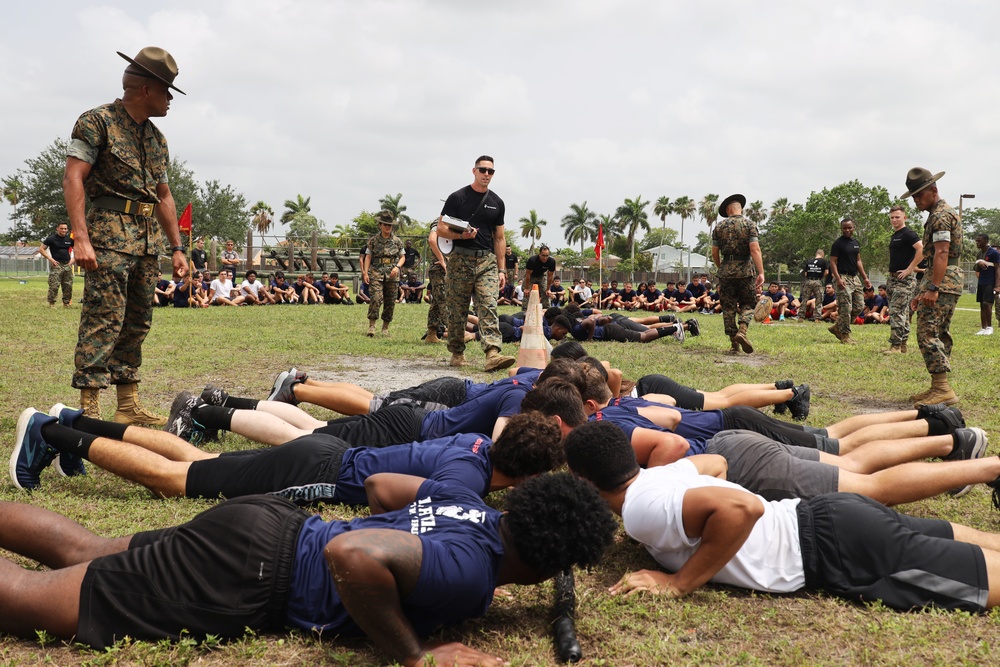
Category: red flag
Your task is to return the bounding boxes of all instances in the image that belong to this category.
[595,223,604,261]
[178,203,193,233]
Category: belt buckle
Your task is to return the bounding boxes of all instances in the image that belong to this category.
[138,202,155,217]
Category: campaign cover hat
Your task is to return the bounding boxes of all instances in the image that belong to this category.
[899,167,944,199]
[118,47,186,95]
[375,210,398,225]
[718,193,747,218]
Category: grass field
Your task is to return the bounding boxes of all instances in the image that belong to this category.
[1,276,999,666]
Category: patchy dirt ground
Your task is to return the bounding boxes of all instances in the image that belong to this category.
[308,356,491,394]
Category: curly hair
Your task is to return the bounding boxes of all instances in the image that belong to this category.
[491,412,565,478]
[503,472,616,577]
[520,378,587,427]
[564,421,638,492]
[549,340,587,360]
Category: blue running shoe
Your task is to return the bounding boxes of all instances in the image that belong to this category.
[48,404,87,477]
[9,408,58,490]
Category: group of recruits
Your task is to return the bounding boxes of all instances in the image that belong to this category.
[7,341,1000,665]
[155,266,354,308]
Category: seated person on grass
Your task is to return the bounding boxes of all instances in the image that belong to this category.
[667,282,697,313]
[270,271,298,304]
[861,285,887,324]
[765,282,789,320]
[208,270,245,306]
[566,421,1000,614]
[324,273,351,304]
[240,270,274,305]
[546,277,567,306]
[820,283,838,322]
[619,281,639,310]
[153,272,174,307]
[0,469,614,667]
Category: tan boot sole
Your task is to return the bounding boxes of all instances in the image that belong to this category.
[734,333,753,354]
[484,355,516,372]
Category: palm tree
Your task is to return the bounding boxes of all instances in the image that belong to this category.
[1,176,24,234]
[671,196,696,280]
[769,197,791,221]
[250,201,274,236]
[561,202,597,278]
[745,200,768,225]
[699,194,719,232]
[519,209,547,253]
[281,194,312,225]
[378,193,413,227]
[330,223,354,248]
[652,196,673,278]
[615,195,650,277]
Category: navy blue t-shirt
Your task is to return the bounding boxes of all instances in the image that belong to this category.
[420,382,529,439]
[286,479,503,636]
[611,397,724,444]
[687,282,706,298]
[978,247,1000,286]
[334,434,494,503]
[590,405,707,456]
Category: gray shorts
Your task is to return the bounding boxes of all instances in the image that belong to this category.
[706,429,839,501]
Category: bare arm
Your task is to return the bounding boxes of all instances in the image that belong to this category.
[855,253,871,288]
[428,227,446,273]
[364,473,427,514]
[630,428,689,467]
[917,240,951,306]
[635,405,682,429]
[898,240,924,278]
[154,183,184,279]
[686,454,728,479]
[609,486,763,598]
[749,241,764,288]
[494,225,506,288]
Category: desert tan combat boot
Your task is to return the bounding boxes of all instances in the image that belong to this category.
[883,345,902,355]
[450,352,468,367]
[381,322,390,336]
[827,324,843,341]
[484,348,516,372]
[367,320,377,337]
[840,333,857,345]
[727,336,741,355]
[425,327,441,344]
[900,341,908,353]
[80,388,101,419]
[112,383,167,427]
[918,373,959,407]
[733,323,753,354]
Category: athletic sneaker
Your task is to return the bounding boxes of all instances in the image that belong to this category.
[268,373,301,405]
[785,384,811,421]
[754,296,773,323]
[774,379,795,390]
[672,324,685,342]
[200,384,229,407]
[987,474,1000,510]
[167,391,206,446]
[916,403,965,427]
[975,327,993,336]
[932,407,968,437]
[9,408,58,490]
[267,371,290,400]
[268,483,339,506]
[946,428,988,497]
[685,318,700,337]
[48,403,86,477]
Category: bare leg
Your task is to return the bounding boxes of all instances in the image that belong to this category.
[820,434,953,474]
[255,401,328,430]
[0,501,130,568]
[292,383,373,415]
[121,425,215,462]
[837,420,929,454]
[825,410,919,439]
[229,409,313,446]
[0,561,88,639]
[714,383,788,398]
[86,436,197,497]
[838,456,1000,506]
[702,389,794,410]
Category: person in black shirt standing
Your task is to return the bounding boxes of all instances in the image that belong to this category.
[884,206,923,354]
[437,155,515,372]
[190,237,207,272]
[522,245,555,307]
[504,245,518,289]
[40,222,75,307]
[828,217,871,344]
[800,249,828,321]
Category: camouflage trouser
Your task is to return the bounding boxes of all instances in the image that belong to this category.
[886,274,916,346]
[446,252,501,355]
[834,275,864,336]
[916,292,958,375]
[718,275,755,338]
[367,272,399,323]
[505,268,518,288]
[427,263,448,330]
[72,250,158,389]
[526,276,550,307]
[800,279,823,317]
[48,262,74,305]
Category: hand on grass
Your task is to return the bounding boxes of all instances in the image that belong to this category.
[609,569,683,599]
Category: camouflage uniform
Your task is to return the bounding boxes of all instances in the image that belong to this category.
[365,233,404,323]
[446,253,501,355]
[66,99,168,389]
[48,262,75,305]
[834,275,864,335]
[916,200,963,375]
[885,274,917,346]
[712,214,759,337]
[427,258,448,332]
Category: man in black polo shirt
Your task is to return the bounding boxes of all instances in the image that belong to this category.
[40,222,76,307]
[522,245,555,307]
[800,249,828,321]
[828,217,872,345]
[437,156,515,372]
[884,206,923,354]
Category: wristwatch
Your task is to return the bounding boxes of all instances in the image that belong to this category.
[171,245,185,253]
[926,284,939,292]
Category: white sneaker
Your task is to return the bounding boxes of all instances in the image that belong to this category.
[976,327,993,336]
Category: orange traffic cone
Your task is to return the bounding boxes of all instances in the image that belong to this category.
[517,285,550,369]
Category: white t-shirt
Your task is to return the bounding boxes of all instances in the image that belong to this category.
[573,284,593,300]
[241,279,262,297]
[622,461,805,593]
[210,278,234,302]
[514,285,524,300]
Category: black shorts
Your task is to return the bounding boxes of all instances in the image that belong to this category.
[186,434,349,499]
[601,321,643,342]
[798,493,988,611]
[977,284,996,304]
[722,406,839,453]
[636,374,705,410]
[315,403,426,447]
[78,495,306,649]
[372,377,468,413]
[609,313,647,332]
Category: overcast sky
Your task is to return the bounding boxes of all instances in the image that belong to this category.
[2,0,997,251]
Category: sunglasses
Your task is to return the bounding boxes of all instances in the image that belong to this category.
[476,167,496,175]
